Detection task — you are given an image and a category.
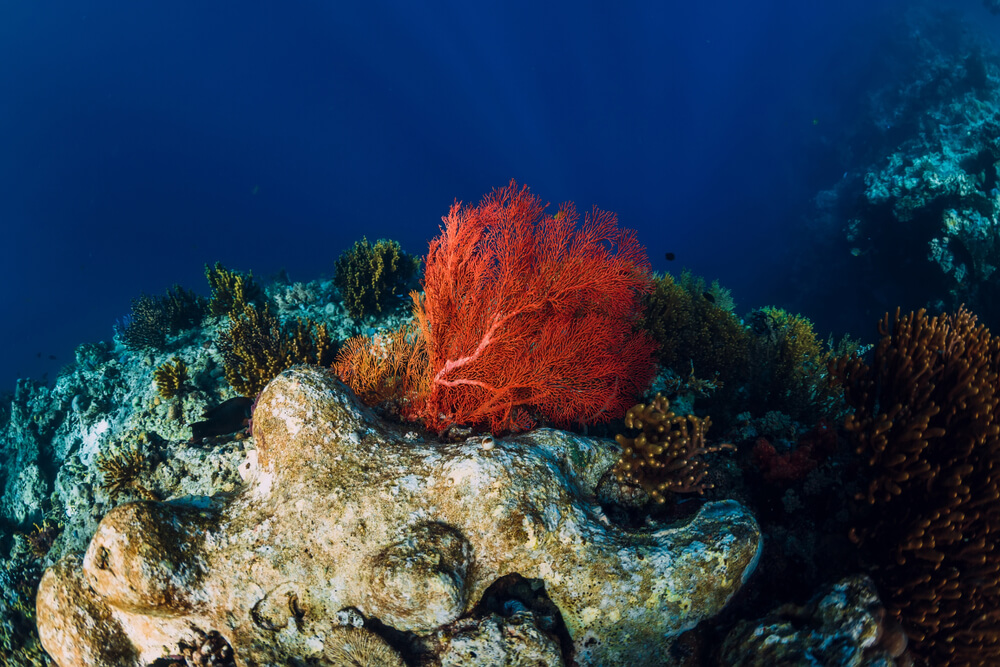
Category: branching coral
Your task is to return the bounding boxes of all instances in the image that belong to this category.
[641,271,751,390]
[152,357,189,401]
[412,180,656,434]
[217,302,336,396]
[95,440,156,504]
[334,237,421,320]
[333,324,428,408]
[612,394,734,503]
[205,262,264,317]
[832,307,1000,666]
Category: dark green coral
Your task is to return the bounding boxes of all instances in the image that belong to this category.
[334,238,420,320]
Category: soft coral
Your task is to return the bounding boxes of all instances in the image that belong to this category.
[411,180,656,434]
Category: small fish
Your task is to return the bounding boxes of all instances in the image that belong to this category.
[48,354,57,360]
[665,252,676,261]
[703,291,716,304]
[189,397,254,442]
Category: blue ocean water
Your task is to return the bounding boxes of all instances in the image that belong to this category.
[1,0,997,392]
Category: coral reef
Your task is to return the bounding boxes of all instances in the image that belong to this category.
[217,301,335,396]
[718,575,909,666]
[832,307,1000,666]
[153,358,189,401]
[612,394,734,503]
[204,263,264,318]
[334,237,421,321]
[412,180,656,434]
[804,11,1000,328]
[35,365,761,667]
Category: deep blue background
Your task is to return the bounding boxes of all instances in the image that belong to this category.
[2,0,998,391]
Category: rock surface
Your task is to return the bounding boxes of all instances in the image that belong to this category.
[719,575,909,667]
[37,365,761,666]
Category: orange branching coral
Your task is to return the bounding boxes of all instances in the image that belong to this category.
[612,394,734,503]
[333,324,429,408]
[412,180,656,434]
[832,307,1000,667]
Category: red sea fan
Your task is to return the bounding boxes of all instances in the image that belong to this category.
[411,180,656,434]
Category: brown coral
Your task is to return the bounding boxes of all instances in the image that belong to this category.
[153,357,189,401]
[217,302,336,396]
[204,262,263,317]
[612,394,734,503]
[832,307,1000,667]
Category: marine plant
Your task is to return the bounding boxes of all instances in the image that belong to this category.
[205,262,264,317]
[410,180,656,434]
[832,307,1000,666]
[334,237,421,320]
[218,301,336,396]
[152,357,189,401]
[612,393,734,503]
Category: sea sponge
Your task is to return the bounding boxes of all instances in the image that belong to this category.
[334,237,420,320]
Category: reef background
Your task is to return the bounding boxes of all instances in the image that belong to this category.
[5,0,993,392]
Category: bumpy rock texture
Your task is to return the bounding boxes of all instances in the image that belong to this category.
[36,365,761,666]
[719,575,909,667]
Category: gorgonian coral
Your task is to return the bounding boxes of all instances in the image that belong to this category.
[410,180,656,434]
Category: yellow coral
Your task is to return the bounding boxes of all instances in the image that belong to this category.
[153,357,189,400]
[218,302,336,396]
[205,262,263,317]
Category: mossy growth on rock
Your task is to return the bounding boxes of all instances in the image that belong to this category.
[334,237,421,320]
[205,262,264,318]
[217,301,337,396]
[152,357,189,401]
